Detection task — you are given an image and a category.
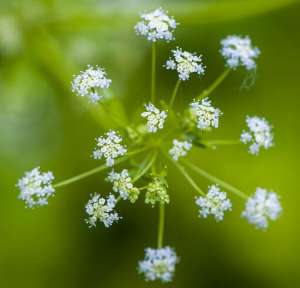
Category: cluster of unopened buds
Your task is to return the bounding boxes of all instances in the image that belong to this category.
[17,8,282,283]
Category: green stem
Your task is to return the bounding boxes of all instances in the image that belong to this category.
[132,152,157,183]
[53,147,147,188]
[200,139,241,148]
[198,68,230,100]
[171,159,205,195]
[183,160,248,199]
[151,42,156,103]
[157,202,165,248]
[169,79,181,107]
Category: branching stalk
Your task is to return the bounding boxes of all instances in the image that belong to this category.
[151,43,156,103]
[169,79,181,107]
[53,147,148,188]
[183,160,248,199]
[157,202,165,248]
[198,68,230,100]
[133,152,157,183]
[171,160,205,195]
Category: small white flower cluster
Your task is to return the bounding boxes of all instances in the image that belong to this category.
[141,103,167,133]
[93,130,127,167]
[71,64,111,103]
[190,98,222,130]
[165,48,205,80]
[220,35,260,70]
[195,185,232,221]
[85,193,119,228]
[169,139,192,161]
[106,169,139,202]
[17,167,55,208]
[135,8,177,42]
[240,116,273,155]
[138,246,179,282]
[242,188,282,230]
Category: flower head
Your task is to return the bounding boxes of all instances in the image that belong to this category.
[85,193,120,228]
[240,116,273,155]
[242,188,282,230]
[138,246,179,282]
[195,185,232,221]
[169,139,192,161]
[190,98,222,130]
[141,103,167,133]
[71,65,111,103]
[93,130,127,167]
[106,169,139,203]
[165,48,205,81]
[220,35,260,70]
[17,167,55,208]
[135,8,177,42]
[145,177,169,206]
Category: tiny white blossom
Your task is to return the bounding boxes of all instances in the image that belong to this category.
[141,103,167,133]
[195,185,232,221]
[135,8,177,42]
[17,167,55,208]
[241,188,282,230]
[165,48,205,81]
[71,64,111,103]
[240,116,273,155]
[106,169,139,202]
[220,35,260,70]
[85,193,120,228]
[138,246,179,282]
[190,98,222,130]
[93,130,127,167]
[169,139,192,161]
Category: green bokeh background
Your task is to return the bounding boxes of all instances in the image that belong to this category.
[0,0,299,287]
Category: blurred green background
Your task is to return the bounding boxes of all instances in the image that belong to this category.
[1,0,300,287]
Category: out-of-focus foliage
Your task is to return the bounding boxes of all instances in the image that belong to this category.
[0,0,300,287]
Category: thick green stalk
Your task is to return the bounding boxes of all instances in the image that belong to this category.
[169,79,181,107]
[151,43,156,103]
[198,68,230,100]
[157,203,165,248]
[184,160,248,199]
[53,147,147,188]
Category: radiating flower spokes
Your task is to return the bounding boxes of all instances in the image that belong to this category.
[16,7,281,285]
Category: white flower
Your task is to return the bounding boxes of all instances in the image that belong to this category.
[141,103,167,133]
[190,98,222,130]
[71,64,111,103]
[85,193,120,228]
[106,169,139,202]
[241,188,282,230]
[17,167,55,208]
[195,185,232,221]
[220,35,260,70]
[138,246,179,282]
[169,139,192,161]
[135,8,177,42]
[93,130,127,167]
[165,48,205,81]
[240,116,273,155]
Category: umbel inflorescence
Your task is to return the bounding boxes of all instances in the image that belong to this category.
[17,7,282,283]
